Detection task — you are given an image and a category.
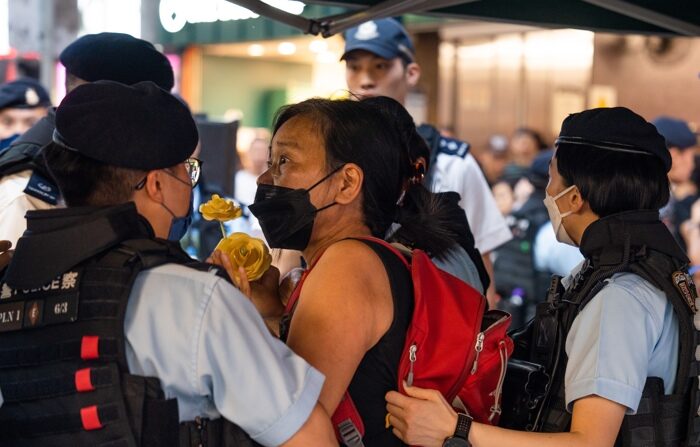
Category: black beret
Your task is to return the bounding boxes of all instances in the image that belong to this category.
[0,78,50,110]
[60,33,174,91]
[556,107,671,172]
[54,80,197,170]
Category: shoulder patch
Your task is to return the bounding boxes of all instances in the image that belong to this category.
[672,271,697,313]
[437,136,470,159]
[23,171,59,205]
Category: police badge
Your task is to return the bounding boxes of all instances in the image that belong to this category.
[672,271,698,313]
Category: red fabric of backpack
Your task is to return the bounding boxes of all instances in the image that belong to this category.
[284,237,513,445]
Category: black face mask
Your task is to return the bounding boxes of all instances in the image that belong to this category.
[249,166,343,250]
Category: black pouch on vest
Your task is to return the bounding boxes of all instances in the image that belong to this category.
[499,359,550,431]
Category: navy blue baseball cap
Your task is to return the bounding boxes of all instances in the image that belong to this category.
[342,18,415,62]
[0,78,50,110]
[652,116,697,150]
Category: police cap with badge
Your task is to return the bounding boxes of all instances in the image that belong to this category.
[342,18,415,63]
[53,80,197,170]
[60,32,174,91]
[556,106,671,172]
[0,78,50,111]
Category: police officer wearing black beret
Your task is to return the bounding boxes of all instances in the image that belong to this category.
[385,107,698,447]
[0,81,336,446]
[0,78,50,145]
[0,32,175,247]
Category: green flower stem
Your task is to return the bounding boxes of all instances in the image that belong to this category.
[219,221,227,239]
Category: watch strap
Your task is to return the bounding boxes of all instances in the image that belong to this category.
[454,412,472,439]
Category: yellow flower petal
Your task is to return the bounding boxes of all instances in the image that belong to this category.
[216,233,272,282]
[199,194,242,222]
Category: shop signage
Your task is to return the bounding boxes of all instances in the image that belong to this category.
[159,0,305,33]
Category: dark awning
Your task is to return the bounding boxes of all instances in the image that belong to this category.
[227,0,700,37]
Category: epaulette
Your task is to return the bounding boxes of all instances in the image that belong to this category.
[437,136,470,158]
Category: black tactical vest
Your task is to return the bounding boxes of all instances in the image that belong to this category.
[500,210,700,446]
[0,204,262,447]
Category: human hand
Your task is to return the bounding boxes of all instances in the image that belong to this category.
[209,249,284,318]
[0,240,13,271]
[385,382,458,447]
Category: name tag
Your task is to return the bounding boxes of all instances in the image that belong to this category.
[0,270,81,332]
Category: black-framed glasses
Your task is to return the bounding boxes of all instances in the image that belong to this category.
[133,157,204,190]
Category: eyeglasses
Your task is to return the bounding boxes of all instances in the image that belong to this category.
[182,157,203,187]
[133,158,204,190]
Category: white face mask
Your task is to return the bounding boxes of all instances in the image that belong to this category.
[543,185,577,246]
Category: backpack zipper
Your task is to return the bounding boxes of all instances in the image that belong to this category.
[470,332,485,374]
[470,313,510,375]
[407,343,417,387]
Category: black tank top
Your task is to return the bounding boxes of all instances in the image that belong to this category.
[347,239,414,446]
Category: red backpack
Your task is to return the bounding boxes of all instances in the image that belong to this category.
[284,237,513,446]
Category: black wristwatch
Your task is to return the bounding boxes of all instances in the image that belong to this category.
[442,413,473,447]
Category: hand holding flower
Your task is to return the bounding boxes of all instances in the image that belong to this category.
[216,232,272,282]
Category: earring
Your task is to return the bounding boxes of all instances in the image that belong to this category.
[409,162,425,185]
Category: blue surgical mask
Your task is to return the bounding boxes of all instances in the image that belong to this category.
[164,189,194,241]
[0,133,19,155]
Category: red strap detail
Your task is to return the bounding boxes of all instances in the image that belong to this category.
[75,368,94,392]
[80,405,102,431]
[285,270,309,314]
[80,336,99,360]
[331,392,365,440]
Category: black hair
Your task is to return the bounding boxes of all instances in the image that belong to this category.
[555,143,670,217]
[42,142,144,207]
[272,97,457,258]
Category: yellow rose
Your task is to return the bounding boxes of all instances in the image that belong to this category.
[199,194,242,222]
[216,233,272,282]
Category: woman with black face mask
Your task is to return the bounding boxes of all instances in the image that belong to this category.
[211,97,470,446]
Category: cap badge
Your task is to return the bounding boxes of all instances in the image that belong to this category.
[355,21,379,40]
[25,88,39,106]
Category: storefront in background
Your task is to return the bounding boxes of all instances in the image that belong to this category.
[155,0,348,129]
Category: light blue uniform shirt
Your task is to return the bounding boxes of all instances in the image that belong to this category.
[124,263,325,446]
[534,222,584,277]
[563,264,679,414]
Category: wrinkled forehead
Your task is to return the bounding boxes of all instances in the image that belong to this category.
[271,114,328,160]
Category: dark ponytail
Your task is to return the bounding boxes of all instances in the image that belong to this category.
[360,96,465,259]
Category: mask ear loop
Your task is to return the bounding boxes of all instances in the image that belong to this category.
[305,164,345,193]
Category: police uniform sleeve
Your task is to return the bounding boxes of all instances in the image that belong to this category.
[433,153,512,253]
[124,265,324,447]
[196,277,325,446]
[0,172,57,246]
[564,276,668,414]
